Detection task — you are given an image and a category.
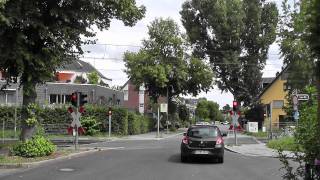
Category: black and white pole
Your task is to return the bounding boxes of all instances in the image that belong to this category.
[109,110,112,138]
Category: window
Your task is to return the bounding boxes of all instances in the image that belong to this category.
[124,90,128,101]
[187,127,218,138]
[273,100,284,109]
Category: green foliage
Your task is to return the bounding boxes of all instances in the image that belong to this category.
[278,0,315,90]
[88,71,99,84]
[80,116,101,136]
[0,105,153,136]
[244,131,267,138]
[124,18,213,103]
[267,137,300,152]
[195,99,223,121]
[74,76,87,84]
[178,104,190,122]
[11,136,56,157]
[181,0,278,106]
[0,0,145,140]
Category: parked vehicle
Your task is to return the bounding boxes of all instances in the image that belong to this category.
[180,125,225,163]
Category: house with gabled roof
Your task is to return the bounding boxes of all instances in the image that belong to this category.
[258,67,289,128]
[0,60,123,107]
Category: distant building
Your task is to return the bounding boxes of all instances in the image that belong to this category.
[0,60,123,106]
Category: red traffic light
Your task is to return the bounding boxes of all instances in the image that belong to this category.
[233,101,238,107]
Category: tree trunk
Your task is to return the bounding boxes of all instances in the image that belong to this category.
[20,81,37,141]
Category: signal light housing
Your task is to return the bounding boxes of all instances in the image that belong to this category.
[232,101,238,112]
[79,92,88,106]
[71,92,78,107]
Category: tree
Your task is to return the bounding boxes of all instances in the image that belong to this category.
[195,99,222,122]
[305,0,320,162]
[180,0,278,106]
[88,71,99,84]
[178,104,190,123]
[0,0,145,141]
[124,18,214,108]
[278,0,315,91]
[222,104,231,112]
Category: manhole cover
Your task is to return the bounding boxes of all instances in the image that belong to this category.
[59,168,75,172]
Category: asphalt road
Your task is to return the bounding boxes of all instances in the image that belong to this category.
[0,135,284,180]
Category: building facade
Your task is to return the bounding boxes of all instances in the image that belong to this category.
[259,68,288,128]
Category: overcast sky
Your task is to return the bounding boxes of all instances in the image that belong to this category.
[80,0,283,108]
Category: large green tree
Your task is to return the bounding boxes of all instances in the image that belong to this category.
[306,0,320,157]
[0,0,145,141]
[124,18,214,107]
[195,99,222,122]
[180,0,278,106]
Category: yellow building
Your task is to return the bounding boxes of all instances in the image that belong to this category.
[259,69,289,128]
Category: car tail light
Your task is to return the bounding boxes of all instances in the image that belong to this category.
[182,136,190,144]
[216,137,223,145]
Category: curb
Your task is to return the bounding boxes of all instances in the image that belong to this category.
[224,145,276,158]
[0,148,110,169]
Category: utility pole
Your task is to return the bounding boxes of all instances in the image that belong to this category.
[157,106,160,138]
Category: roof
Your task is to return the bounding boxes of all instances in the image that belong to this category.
[57,60,111,81]
[258,66,288,98]
[262,77,275,84]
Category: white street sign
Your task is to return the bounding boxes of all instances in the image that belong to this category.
[231,113,239,126]
[160,103,168,113]
[247,122,258,133]
[297,94,309,101]
[70,112,81,127]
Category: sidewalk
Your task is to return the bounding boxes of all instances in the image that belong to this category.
[224,134,295,158]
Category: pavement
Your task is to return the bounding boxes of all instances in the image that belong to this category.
[224,132,295,158]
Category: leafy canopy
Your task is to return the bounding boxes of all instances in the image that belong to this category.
[195,99,223,122]
[124,18,214,102]
[0,0,146,87]
[180,0,278,106]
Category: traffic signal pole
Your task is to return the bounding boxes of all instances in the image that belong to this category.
[75,92,80,150]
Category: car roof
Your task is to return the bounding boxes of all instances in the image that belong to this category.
[190,125,219,128]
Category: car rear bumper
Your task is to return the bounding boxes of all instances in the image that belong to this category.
[181,144,224,157]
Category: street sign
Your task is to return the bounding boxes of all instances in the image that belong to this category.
[160,103,168,113]
[231,113,239,126]
[70,112,81,127]
[297,94,309,101]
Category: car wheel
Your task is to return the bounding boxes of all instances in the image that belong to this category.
[181,154,188,163]
[217,157,224,163]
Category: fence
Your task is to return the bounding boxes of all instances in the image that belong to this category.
[266,122,297,139]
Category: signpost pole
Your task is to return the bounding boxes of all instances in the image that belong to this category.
[157,106,160,138]
[109,114,111,138]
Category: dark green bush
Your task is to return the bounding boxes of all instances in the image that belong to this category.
[80,116,101,136]
[11,136,56,157]
[128,112,141,135]
[0,105,152,136]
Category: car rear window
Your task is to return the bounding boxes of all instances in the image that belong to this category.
[187,127,218,138]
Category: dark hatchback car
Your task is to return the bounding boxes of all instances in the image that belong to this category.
[180,125,225,163]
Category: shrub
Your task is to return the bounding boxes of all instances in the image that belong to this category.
[128,112,141,135]
[80,116,101,136]
[111,108,128,135]
[11,136,56,157]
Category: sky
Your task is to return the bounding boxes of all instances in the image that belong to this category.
[80,0,283,108]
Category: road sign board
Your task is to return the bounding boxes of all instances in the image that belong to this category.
[160,103,168,113]
[297,94,309,101]
[231,113,239,126]
[70,112,81,127]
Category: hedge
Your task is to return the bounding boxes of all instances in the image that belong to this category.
[0,105,153,136]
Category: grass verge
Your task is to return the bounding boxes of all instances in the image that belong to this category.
[244,131,268,138]
[267,137,301,151]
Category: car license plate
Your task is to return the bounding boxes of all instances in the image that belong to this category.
[194,150,209,155]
